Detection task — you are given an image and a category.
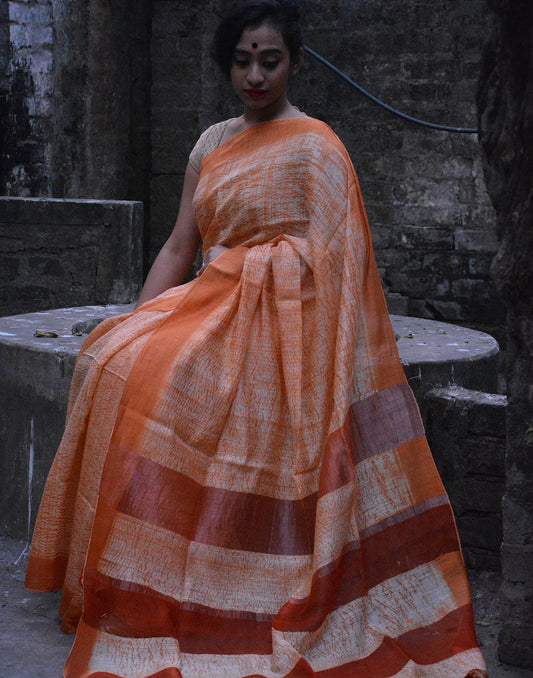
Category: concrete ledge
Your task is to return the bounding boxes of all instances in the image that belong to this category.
[0,308,500,539]
[394,316,500,404]
[0,197,143,316]
[0,305,134,538]
[425,385,507,571]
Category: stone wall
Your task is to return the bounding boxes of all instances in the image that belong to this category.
[0,197,143,315]
[299,1,501,336]
[0,0,54,196]
[0,0,152,206]
[150,0,503,336]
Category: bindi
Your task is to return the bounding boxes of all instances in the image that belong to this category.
[251,42,258,49]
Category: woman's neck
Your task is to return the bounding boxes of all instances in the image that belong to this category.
[242,99,301,125]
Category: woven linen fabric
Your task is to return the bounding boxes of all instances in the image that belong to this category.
[26,118,487,678]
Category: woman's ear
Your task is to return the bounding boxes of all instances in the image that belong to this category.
[291,47,304,75]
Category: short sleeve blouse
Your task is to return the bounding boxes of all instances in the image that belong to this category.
[188,120,231,173]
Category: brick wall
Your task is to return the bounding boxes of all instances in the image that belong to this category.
[298,1,501,336]
[150,0,503,337]
[1,1,504,338]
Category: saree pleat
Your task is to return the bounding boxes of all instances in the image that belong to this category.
[26,118,487,677]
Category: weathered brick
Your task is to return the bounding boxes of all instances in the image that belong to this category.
[0,256,20,280]
[10,24,53,49]
[463,546,501,572]
[393,226,454,251]
[456,512,503,551]
[455,228,499,252]
[455,477,505,513]
[501,495,533,546]
[501,543,533,583]
[469,394,507,436]
[468,252,493,277]
[0,198,143,315]
[461,435,506,476]
[8,3,52,25]
[387,269,450,298]
[422,252,468,280]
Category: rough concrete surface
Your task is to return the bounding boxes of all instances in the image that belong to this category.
[0,304,135,538]
[0,197,144,316]
[1,536,532,677]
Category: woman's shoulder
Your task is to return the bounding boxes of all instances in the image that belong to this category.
[189,119,234,172]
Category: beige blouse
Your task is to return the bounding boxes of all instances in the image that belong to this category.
[188,120,231,173]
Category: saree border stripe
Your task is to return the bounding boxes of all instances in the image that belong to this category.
[99,513,311,615]
[84,563,477,665]
[347,382,425,464]
[98,383,433,518]
[315,606,479,677]
[83,570,275,654]
[273,504,459,633]
[318,383,426,498]
[107,446,452,559]
[112,450,318,556]
[81,503,459,645]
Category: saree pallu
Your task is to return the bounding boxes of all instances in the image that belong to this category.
[26,118,487,678]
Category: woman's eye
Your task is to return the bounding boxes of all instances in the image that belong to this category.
[263,61,279,70]
[234,59,249,68]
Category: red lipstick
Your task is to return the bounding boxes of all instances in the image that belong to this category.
[245,89,266,99]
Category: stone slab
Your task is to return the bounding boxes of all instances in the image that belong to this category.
[394,316,500,403]
[0,304,134,538]
[0,308,500,539]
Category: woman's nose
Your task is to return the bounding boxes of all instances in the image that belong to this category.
[247,63,265,86]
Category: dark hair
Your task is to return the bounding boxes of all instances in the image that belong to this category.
[213,0,303,78]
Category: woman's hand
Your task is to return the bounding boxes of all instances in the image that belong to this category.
[197,245,228,276]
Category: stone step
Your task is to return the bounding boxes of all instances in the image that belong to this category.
[0,306,500,540]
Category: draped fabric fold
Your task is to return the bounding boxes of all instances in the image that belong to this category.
[26,118,487,677]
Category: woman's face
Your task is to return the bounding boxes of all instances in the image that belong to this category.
[230,21,300,117]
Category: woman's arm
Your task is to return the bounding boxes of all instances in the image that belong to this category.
[136,163,201,307]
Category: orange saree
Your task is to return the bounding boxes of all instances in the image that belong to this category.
[26,118,487,677]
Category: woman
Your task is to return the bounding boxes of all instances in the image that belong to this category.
[26,1,488,676]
